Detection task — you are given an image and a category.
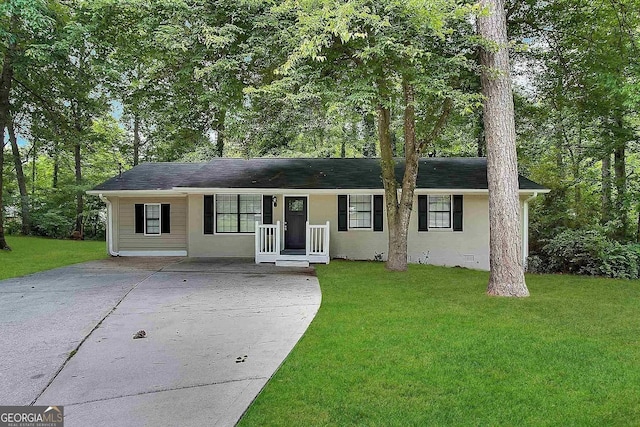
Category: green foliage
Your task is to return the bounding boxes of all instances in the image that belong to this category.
[240,261,640,426]
[530,229,640,279]
[1,0,639,260]
[253,0,482,158]
[30,197,73,238]
[512,0,640,241]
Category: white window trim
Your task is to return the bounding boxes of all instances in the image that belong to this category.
[348,194,374,231]
[212,193,263,235]
[143,203,162,236]
[427,195,453,231]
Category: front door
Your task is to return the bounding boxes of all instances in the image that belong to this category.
[284,197,307,249]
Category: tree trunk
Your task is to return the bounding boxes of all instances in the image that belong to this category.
[394,81,420,270]
[478,0,528,297]
[613,139,627,239]
[8,120,30,234]
[0,138,7,250]
[362,113,376,157]
[52,144,59,189]
[74,140,83,236]
[382,81,421,271]
[31,137,37,196]
[637,207,640,243]
[215,109,226,157]
[133,112,141,166]
[0,41,14,250]
[571,158,582,219]
[476,110,485,157]
[601,152,612,224]
[377,102,402,270]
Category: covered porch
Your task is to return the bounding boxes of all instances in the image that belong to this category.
[255,221,330,265]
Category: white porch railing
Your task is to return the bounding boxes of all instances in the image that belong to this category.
[255,220,330,264]
[306,221,330,264]
[255,221,280,263]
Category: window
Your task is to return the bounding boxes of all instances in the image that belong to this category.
[348,195,372,229]
[144,204,161,235]
[215,194,261,233]
[428,195,451,229]
[135,203,170,235]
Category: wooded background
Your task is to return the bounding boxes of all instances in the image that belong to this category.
[1,0,638,276]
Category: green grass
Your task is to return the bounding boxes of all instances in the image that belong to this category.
[240,261,640,426]
[0,236,107,280]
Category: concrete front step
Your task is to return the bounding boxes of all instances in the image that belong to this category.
[275,260,310,267]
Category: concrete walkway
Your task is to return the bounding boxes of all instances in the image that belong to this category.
[1,257,321,426]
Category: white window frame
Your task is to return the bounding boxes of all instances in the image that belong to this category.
[427,195,453,231]
[348,194,373,231]
[213,194,263,235]
[143,203,162,236]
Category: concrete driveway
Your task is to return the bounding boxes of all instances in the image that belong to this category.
[0,257,321,426]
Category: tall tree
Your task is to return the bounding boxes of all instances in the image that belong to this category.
[41,3,111,236]
[0,136,6,250]
[478,0,528,296]
[8,119,29,234]
[510,0,640,241]
[268,0,477,271]
[0,13,17,250]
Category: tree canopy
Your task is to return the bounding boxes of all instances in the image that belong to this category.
[0,0,638,280]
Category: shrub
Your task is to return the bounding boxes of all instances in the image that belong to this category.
[31,209,73,239]
[530,229,640,279]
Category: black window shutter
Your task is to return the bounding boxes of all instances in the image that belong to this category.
[418,195,428,231]
[373,195,384,232]
[204,195,214,234]
[453,195,463,231]
[161,204,171,233]
[263,195,273,224]
[135,204,144,233]
[338,195,348,231]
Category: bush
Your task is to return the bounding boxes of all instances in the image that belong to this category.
[529,229,640,279]
[31,209,73,239]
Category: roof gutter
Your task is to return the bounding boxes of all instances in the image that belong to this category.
[172,187,551,195]
[87,190,186,197]
[99,194,119,257]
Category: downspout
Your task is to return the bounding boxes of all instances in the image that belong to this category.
[522,192,538,269]
[99,194,119,257]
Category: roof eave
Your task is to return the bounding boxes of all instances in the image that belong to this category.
[86,189,188,197]
[175,187,550,194]
[87,187,549,196]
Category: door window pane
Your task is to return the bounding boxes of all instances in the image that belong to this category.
[288,199,304,212]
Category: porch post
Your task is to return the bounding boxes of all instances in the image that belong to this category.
[254,221,260,264]
[325,221,330,262]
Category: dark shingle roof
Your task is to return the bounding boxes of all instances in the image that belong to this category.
[93,163,206,191]
[91,158,546,191]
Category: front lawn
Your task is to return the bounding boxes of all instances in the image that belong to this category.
[240,261,640,426]
[0,236,107,280]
